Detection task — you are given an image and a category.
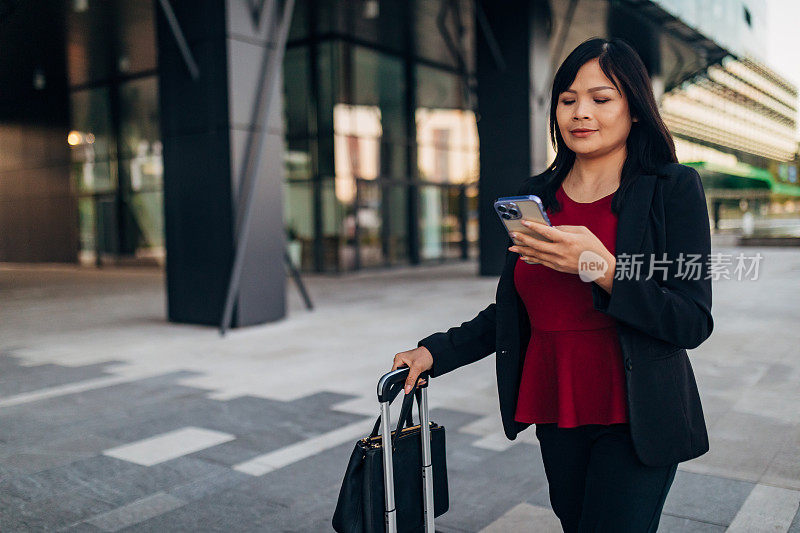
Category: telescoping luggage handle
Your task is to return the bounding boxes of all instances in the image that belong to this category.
[377,367,434,533]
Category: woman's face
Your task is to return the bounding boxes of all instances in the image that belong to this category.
[556,58,637,158]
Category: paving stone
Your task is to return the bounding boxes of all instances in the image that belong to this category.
[86,492,185,532]
[187,439,266,467]
[166,468,251,502]
[0,355,121,398]
[658,514,727,532]
[118,486,287,533]
[788,504,800,533]
[61,523,105,532]
[661,470,754,527]
[478,502,561,532]
[0,490,116,531]
[688,410,795,483]
[726,484,800,532]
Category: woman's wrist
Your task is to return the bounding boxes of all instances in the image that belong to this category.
[594,250,616,294]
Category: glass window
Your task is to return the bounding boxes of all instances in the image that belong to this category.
[284,179,315,270]
[317,41,342,136]
[466,183,479,258]
[385,183,408,264]
[129,190,164,251]
[286,139,313,181]
[355,179,383,268]
[67,1,114,86]
[346,46,405,143]
[416,66,478,184]
[419,184,443,260]
[288,0,310,42]
[284,47,311,139]
[69,87,116,192]
[322,178,346,272]
[415,0,475,71]
[441,185,465,259]
[332,46,407,181]
[317,0,405,52]
[119,76,160,164]
[419,184,469,261]
[115,0,157,76]
[416,65,465,110]
[77,196,97,261]
[66,0,156,86]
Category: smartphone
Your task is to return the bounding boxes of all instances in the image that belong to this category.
[494,195,553,245]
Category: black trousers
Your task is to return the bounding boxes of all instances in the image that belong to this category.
[535,422,678,532]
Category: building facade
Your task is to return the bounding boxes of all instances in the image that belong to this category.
[3,0,798,327]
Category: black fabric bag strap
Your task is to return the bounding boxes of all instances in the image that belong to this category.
[368,373,426,451]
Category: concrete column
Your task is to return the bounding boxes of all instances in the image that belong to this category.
[156,0,286,327]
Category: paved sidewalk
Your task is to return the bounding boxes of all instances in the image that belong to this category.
[0,243,799,532]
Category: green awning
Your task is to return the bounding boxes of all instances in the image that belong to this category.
[683,161,800,197]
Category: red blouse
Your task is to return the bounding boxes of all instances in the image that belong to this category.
[513,183,628,428]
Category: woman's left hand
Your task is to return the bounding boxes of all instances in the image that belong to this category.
[508,220,612,275]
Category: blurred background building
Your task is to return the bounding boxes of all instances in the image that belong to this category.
[1,0,798,327]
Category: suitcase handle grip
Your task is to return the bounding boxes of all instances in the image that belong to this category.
[377,366,429,403]
[371,368,430,451]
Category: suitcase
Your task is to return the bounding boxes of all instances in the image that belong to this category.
[377,367,437,533]
[332,366,448,533]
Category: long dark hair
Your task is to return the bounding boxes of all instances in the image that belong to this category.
[525,37,677,215]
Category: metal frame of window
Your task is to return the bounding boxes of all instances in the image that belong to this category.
[288,0,479,273]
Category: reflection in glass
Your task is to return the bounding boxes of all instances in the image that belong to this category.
[286,139,313,181]
[129,190,164,253]
[420,185,443,260]
[284,180,314,269]
[77,197,97,263]
[115,0,157,76]
[284,47,311,139]
[281,7,478,271]
[354,180,383,268]
[386,184,408,264]
[67,1,113,86]
[415,0,475,71]
[119,77,160,163]
[334,103,382,205]
[441,186,466,259]
[66,0,156,86]
[322,179,346,272]
[419,184,469,261]
[317,0,404,52]
[416,64,464,110]
[416,108,478,183]
[69,87,116,192]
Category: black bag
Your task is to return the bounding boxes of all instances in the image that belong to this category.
[332,371,449,532]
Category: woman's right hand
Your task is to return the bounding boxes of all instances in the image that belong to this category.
[392,346,434,394]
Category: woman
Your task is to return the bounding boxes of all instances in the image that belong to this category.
[391,37,714,532]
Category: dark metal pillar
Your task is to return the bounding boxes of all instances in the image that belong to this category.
[476,0,552,276]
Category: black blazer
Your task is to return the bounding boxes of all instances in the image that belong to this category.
[418,162,714,467]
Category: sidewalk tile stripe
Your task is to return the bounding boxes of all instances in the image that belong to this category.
[233,418,375,476]
[86,492,184,532]
[726,483,800,533]
[0,373,159,409]
[103,427,235,466]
